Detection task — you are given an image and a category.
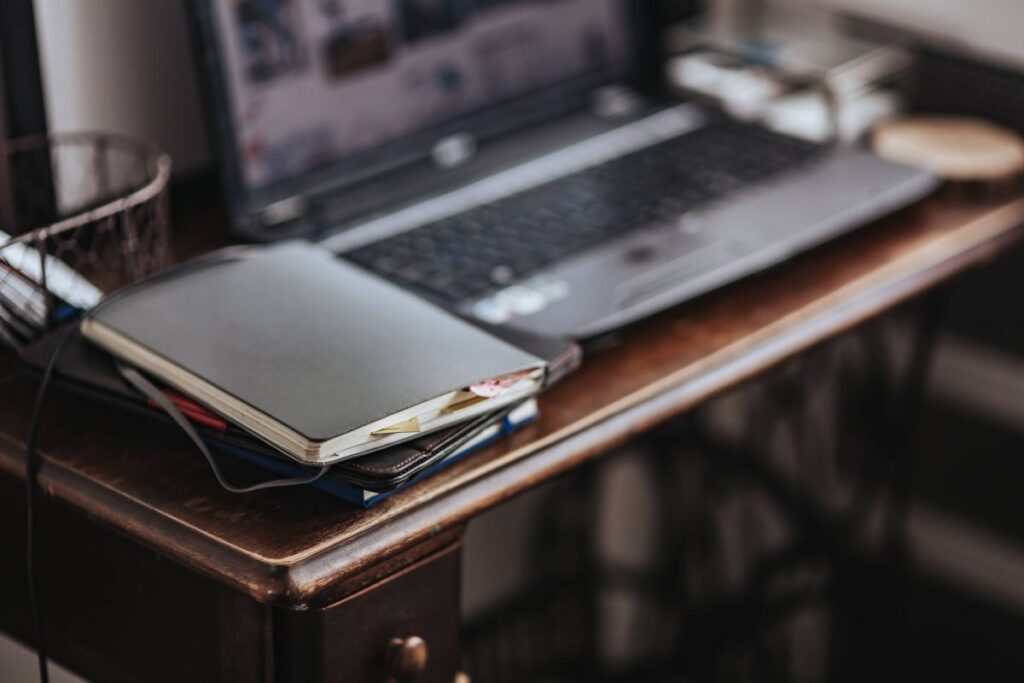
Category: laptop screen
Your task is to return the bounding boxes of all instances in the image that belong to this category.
[206,0,632,195]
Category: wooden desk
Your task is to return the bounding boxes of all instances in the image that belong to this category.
[1,196,1022,682]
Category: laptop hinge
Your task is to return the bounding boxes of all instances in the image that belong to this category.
[590,84,643,120]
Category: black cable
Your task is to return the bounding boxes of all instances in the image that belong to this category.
[24,321,77,683]
[118,364,329,493]
[23,249,329,682]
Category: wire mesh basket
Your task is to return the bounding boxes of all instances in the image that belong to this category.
[0,131,172,350]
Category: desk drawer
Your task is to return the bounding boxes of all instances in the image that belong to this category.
[277,542,461,682]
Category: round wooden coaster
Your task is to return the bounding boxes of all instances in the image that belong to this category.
[872,116,1024,184]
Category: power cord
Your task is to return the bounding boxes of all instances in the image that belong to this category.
[117,363,328,493]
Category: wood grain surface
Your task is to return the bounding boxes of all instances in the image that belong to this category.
[0,196,1021,607]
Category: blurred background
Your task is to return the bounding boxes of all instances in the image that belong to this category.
[3,0,1024,680]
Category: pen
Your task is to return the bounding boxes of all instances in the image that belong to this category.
[147,390,228,432]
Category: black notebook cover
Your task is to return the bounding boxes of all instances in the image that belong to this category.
[80,241,545,460]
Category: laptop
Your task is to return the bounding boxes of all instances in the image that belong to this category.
[188,0,937,338]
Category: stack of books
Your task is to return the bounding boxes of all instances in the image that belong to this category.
[23,242,579,506]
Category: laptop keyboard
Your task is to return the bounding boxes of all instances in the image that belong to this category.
[345,120,823,303]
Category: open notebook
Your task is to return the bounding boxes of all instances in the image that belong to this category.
[81,242,546,464]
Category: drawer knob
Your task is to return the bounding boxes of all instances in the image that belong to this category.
[387,635,428,680]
